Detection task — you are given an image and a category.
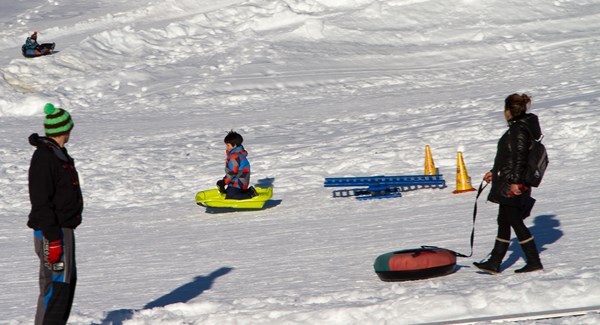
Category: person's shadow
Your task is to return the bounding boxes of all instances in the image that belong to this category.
[99,267,233,325]
[502,214,563,269]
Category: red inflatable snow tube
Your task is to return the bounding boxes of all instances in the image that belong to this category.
[374,247,457,281]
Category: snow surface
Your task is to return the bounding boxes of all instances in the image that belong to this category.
[1,0,600,324]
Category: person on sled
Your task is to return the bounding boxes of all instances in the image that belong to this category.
[216,131,258,200]
[22,32,54,57]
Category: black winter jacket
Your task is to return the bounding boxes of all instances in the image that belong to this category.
[28,133,83,242]
[487,113,542,207]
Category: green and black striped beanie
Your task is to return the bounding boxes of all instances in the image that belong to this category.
[44,103,74,136]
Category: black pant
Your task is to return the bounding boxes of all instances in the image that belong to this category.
[225,187,253,200]
[496,204,532,242]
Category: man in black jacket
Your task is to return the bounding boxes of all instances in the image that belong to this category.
[28,103,83,325]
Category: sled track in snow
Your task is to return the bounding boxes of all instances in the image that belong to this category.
[425,304,600,324]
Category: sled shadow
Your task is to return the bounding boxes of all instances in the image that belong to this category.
[454,264,469,273]
[502,214,563,269]
[99,266,233,325]
[204,199,282,214]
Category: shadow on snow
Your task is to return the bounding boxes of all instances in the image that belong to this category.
[502,214,563,269]
[98,266,233,325]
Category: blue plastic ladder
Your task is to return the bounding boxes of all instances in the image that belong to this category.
[324,174,446,200]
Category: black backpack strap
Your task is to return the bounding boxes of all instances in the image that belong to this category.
[519,119,544,146]
[452,181,488,258]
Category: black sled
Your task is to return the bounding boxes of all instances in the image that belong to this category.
[22,43,56,58]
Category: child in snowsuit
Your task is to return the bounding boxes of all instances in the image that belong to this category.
[22,32,54,57]
[216,131,257,200]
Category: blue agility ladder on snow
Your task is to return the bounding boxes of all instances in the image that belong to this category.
[324,175,446,200]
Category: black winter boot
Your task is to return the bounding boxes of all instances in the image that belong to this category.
[473,238,510,274]
[515,237,543,273]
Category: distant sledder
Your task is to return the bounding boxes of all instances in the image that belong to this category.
[22,32,56,58]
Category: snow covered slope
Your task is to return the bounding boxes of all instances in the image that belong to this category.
[1,0,599,324]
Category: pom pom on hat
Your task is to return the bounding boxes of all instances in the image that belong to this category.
[44,103,58,114]
[44,103,74,136]
[31,31,38,40]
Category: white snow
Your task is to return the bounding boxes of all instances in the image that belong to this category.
[1,0,600,324]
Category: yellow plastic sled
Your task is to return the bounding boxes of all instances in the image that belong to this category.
[195,187,273,209]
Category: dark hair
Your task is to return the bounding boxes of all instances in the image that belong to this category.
[505,93,531,118]
[224,130,243,147]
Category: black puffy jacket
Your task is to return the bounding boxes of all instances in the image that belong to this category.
[487,113,542,207]
[27,133,83,242]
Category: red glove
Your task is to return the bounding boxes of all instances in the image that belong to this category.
[47,240,63,264]
[508,184,529,196]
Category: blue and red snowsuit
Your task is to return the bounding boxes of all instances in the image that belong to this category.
[223,145,252,199]
[22,33,54,57]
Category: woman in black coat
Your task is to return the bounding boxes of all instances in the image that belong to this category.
[474,93,544,274]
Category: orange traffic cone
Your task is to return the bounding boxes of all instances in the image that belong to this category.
[424,145,437,175]
[453,151,476,194]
